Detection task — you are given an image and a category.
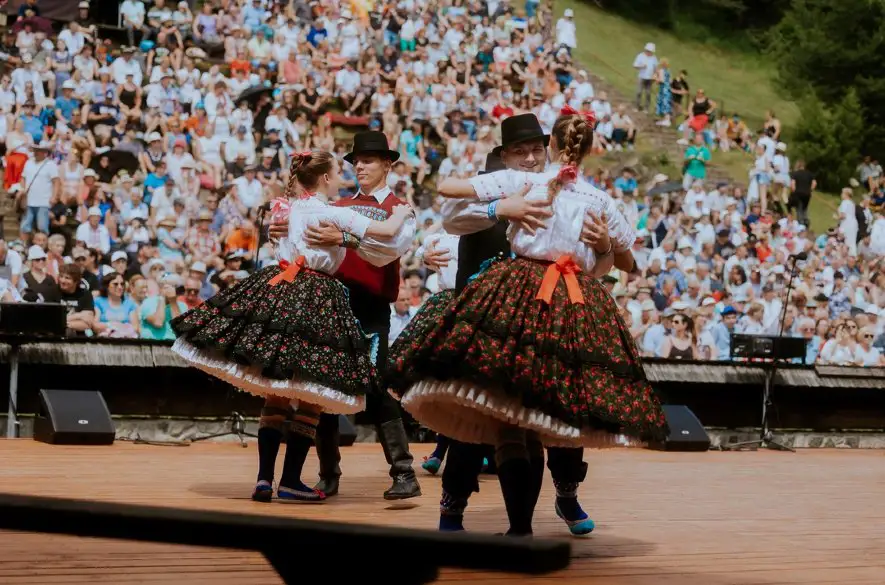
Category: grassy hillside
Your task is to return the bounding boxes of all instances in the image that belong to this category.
[556,2,841,230]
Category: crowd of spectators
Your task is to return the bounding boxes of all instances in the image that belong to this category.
[0,0,882,367]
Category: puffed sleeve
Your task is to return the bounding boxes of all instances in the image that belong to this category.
[440,198,497,235]
[604,197,637,253]
[326,206,373,239]
[357,214,417,267]
[467,169,532,202]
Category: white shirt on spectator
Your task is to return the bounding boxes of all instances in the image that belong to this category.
[58,28,85,57]
[632,51,658,80]
[335,68,360,95]
[555,17,576,48]
[22,157,59,208]
[75,222,111,254]
[0,249,23,280]
[111,57,143,86]
[234,176,262,209]
[120,0,146,27]
[855,345,882,366]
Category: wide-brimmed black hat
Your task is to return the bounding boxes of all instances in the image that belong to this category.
[344,131,400,164]
[491,113,549,156]
[479,152,506,175]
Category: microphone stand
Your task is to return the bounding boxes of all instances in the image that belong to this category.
[723,254,804,452]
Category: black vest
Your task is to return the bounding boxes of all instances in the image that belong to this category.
[455,221,511,293]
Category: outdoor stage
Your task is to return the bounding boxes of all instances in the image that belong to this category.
[1,441,883,584]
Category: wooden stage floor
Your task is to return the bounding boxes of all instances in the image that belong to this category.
[0,441,883,584]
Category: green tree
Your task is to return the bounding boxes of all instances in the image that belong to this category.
[768,0,885,157]
[792,90,864,191]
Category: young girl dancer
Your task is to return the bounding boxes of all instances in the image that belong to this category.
[388,109,668,535]
[172,151,412,503]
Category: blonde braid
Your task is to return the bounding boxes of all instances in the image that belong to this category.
[546,117,589,203]
[283,155,300,198]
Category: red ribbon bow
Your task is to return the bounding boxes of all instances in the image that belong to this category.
[556,164,579,184]
[269,255,307,286]
[291,150,312,167]
[536,255,585,305]
[560,104,597,126]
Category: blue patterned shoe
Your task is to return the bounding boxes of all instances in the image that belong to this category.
[277,483,326,503]
[555,500,595,536]
[422,456,442,475]
[251,480,273,503]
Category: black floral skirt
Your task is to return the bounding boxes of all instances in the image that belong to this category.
[387,289,455,396]
[389,257,669,447]
[171,265,375,414]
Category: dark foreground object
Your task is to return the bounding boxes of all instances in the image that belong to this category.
[0,493,570,584]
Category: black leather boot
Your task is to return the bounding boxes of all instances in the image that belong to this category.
[378,419,421,500]
[312,413,341,497]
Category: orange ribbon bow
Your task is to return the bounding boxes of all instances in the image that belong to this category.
[269,255,307,286]
[535,255,585,305]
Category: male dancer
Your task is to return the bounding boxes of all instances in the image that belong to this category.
[428,113,634,535]
[270,131,421,500]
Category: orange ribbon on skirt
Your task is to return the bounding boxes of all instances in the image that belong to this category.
[535,255,585,305]
[269,255,307,286]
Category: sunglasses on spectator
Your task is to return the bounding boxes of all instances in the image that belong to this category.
[862,333,875,340]
[185,288,199,294]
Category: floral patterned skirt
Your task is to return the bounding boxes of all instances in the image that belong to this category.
[389,257,668,447]
[387,289,455,388]
[170,265,374,414]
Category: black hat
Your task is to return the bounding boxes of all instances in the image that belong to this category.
[478,152,506,175]
[491,114,549,156]
[344,131,400,165]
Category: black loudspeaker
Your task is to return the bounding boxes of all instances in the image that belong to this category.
[647,404,710,452]
[0,302,67,338]
[338,415,357,447]
[34,390,116,445]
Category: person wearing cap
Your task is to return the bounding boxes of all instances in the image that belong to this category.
[632,42,658,113]
[55,81,81,127]
[18,141,59,243]
[232,164,262,208]
[267,132,422,500]
[20,244,61,303]
[555,8,576,53]
[74,206,111,255]
[110,45,142,86]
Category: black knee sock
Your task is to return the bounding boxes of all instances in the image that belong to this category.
[257,426,282,483]
[431,434,451,460]
[279,411,319,489]
[526,444,545,526]
[497,458,533,536]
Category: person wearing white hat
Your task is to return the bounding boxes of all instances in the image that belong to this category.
[74,206,111,254]
[18,140,59,243]
[20,244,60,303]
[632,42,659,112]
[555,8,577,52]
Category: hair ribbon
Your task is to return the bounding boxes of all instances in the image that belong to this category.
[560,104,596,126]
[556,164,579,184]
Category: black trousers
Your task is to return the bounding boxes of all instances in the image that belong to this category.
[442,441,587,499]
[316,285,402,440]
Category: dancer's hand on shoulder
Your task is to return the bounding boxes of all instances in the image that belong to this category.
[423,240,451,270]
[581,211,611,253]
[496,184,552,235]
[304,221,344,246]
[391,204,414,220]
[268,218,289,242]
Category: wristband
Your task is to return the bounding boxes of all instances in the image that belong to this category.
[487,200,500,221]
[595,241,613,257]
[342,232,361,249]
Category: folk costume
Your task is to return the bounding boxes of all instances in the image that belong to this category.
[312,131,423,500]
[171,191,406,501]
[390,165,668,449]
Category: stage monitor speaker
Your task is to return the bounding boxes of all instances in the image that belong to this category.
[647,405,710,452]
[0,302,67,338]
[338,415,357,447]
[34,390,116,446]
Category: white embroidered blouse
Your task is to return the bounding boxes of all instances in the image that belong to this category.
[277,195,416,275]
[467,165,636,274]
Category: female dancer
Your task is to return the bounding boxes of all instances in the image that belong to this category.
[172,151,412,502]
[388,109,668,535]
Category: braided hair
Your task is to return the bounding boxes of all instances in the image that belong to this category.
[545,114,593,203]
[284,150,336,199]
